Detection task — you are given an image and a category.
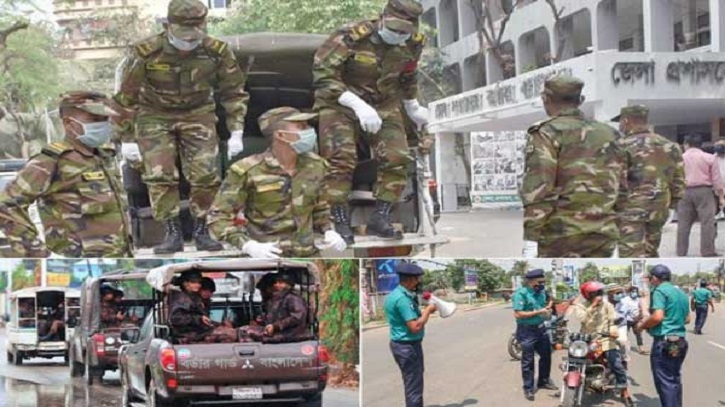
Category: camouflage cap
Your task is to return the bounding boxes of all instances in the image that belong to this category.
[59,91,119,117]
[383,0,423,34]
[167,0,207,39]
[611,105,649,122]
[542,75,584,99]
[258,107,318,138]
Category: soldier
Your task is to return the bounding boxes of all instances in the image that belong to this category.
[261,272,309,342]
[312,0,429,243]
[113,0,249,254]
[0,91,132,258]
[613,105,685,258]
[199,276,216,313]
[100,285,123,328]
[207,107,347,258]
[520,75,625,258]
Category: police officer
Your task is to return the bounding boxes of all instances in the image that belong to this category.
[512,269,557,401]
[208,107,347,258]
[634,265,690,407]
[114,0,249,254]
[0,91,132,258]
[614,105,685,257]
[384,262,436,407]
[690,280,715,335]
[520,75,625,258]
[313,0,429,243]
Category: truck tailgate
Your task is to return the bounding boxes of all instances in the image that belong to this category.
[174,341,322,385]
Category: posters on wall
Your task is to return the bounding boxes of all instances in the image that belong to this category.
[470,131,527,208]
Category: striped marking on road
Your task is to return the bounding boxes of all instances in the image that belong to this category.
[708,341,725,352]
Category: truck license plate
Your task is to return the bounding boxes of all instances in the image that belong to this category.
[232,387,263,400]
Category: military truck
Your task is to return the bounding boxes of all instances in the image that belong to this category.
[118,259,328,407]
[122,32,446,258]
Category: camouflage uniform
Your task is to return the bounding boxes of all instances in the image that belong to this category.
[207,108,332,257]
[520,76,626,258]
[241,288,308,343]
[615,106,685,257]
[312,0,424,206]
[0,111,60,160]
[100,300,120,328]
[0,92,132,258]
[113,0,248,223]
[168,289,237,343]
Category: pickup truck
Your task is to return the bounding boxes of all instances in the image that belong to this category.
[118,259,328,407]
[123,32,446,258]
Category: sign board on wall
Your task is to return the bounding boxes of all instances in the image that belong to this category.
[464,269,478,291]
[375,259,401,294]
[470,131,526,208]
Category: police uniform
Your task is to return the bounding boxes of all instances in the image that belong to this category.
[384,263,425,407]
[511,269,554,398]
[646,266,690,407]
[691,285,713,334]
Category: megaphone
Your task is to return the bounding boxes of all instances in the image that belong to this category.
[422,292,457,318]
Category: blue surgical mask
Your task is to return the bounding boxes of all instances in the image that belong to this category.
[378,26,410,46]
[70,117,112,148]
[613,293,625,302]
[290,128,317,154]
[168,32,201,51]
[630,292,639,299]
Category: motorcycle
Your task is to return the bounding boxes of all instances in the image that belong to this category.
[559,331,620,407]
[508,314,569,360]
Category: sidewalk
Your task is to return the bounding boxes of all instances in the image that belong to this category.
[362,300,506,331]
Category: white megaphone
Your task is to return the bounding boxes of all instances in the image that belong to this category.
[422,292,457,318]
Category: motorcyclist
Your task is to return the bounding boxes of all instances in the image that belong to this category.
[571,281,635,407]
[606,284,633,365]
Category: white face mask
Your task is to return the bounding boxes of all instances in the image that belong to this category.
[168,32,201,51]
[378,26,410,46]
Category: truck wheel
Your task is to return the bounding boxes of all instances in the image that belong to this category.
[14,352,23,366]
[507,334,522,361]
[298,393,322,407]
[6,351,13,364]
[148,377,175,407]
[63,350,69,366]
[84,353,100,385]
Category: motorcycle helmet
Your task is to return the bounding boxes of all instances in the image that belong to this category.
[580,281,605,301]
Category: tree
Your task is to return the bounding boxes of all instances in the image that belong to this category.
[578,262,600,284]
[11,261,34,291]
[448,259,506,293]
[468,0,522,80]
[510,260,530,277]
[446,264,465,292]
[543,0,567,63]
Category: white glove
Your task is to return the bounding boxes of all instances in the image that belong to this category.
[338,91,382,134]
[318,230,347,251]
[228,130,244,159]
[241,240,281,259]
[522,240,538,258]
[403,99,429,130]
[121,142,141,162]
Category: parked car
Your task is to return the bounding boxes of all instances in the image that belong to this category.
[118,259,328,407]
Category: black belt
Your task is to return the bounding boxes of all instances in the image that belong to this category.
[517,323,545,330]
[391,339,422,344]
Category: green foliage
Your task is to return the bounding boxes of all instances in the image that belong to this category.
[445,259,506,293]
[0,270,7,291]
[319,260,359,365]
[420,268,449,292]
[579,262,600,284]
[447,265,464,292]
[11,262,34,291]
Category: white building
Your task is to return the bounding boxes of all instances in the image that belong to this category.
[423,0,725,210]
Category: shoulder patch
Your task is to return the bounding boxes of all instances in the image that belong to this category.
[229,153,265,177]
[527,117,552,135]
[203,37,228,56]
[134,34,163,58]
[412,33,425,44]
[345,21,374,42]
[41,141,74,158]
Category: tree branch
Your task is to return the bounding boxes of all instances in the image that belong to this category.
[0,21,30,50]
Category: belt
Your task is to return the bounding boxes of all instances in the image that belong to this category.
[652,335,685,341]
[391,339,422,344]
[686,185,713,189]
[517,323,545,330]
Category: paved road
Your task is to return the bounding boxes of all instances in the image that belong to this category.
[0,330,359,407]
[362,303,725,407]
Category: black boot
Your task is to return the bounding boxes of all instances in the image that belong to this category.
[153,218,184,254]
[193,217,223,251]
[331,205,355,244]
[367,200,403,239]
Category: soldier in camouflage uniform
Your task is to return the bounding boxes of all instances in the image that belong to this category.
[207,107,347,258]
[241,272,308,343]
[312,0,429,243]
[100,285,123,328]
[614,105,685,258]
[520,76,626,258]
[0,92,132,258]
[113,0,249,254]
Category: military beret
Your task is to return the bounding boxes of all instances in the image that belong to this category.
[542,75,584,98]
[648,265,672,280]
[59,91,119,117]
[611,105,649,122]
[167,0,207,39]
[383,0,423,34]
[396,262,424,276]
[525,269,545,279]
[258,107,318,138]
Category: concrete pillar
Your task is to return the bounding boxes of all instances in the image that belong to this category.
[711,0,725,52]
[486,51,504,83]
[593,1,618,50]
[643,0,674,52]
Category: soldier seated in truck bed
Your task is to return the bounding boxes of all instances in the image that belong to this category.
[100,285,124,328]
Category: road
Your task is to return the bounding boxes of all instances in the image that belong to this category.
[363,302,725,407]
[0,330,359,407]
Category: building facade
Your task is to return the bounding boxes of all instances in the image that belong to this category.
[424,0,725,210]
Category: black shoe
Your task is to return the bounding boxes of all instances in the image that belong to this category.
[524,390,535,401]
[193,217,223,251]
[331,204,355,244]
[153,218,184,254]
[623,396,637,407]
[367,200,403,239]
[537,381,558,391]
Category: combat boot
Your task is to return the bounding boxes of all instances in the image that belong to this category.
[367,200,403,239]
[332,204,355,244]
[193,217,223,251]
[153,218,184,254]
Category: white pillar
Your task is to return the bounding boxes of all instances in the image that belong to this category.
[711,0,725,52]
[593,2,618,51]
[643,0,674,52]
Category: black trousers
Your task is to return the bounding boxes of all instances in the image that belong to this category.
[390,340,424,407]
[651,337,688,407]
[516,324,552,391]
[694,305,709,333]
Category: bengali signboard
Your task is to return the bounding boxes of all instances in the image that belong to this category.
[464,269,478,291]
[47,272,71,287]
[470,131,526,207]
[600,265,631,279]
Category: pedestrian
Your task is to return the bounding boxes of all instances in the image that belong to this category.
[113,0,249,254]
[634,265,691,407]
[714,142,725,220]
[690,280,715,335]
[0,91,132,258]
[384,262,437,407]
[512,269,557,401]
[207,107,347,258]
[676,133,725,257]
[312,0,430,243]
[520,75,625,258]
[624,286,648,355]
[614,105,685,258]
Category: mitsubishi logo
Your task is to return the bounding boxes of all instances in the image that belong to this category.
[242,359,254,369]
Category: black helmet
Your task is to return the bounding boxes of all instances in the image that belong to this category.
[201,277,216,292]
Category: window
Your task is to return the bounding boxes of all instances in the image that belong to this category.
[619,38,634,51]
